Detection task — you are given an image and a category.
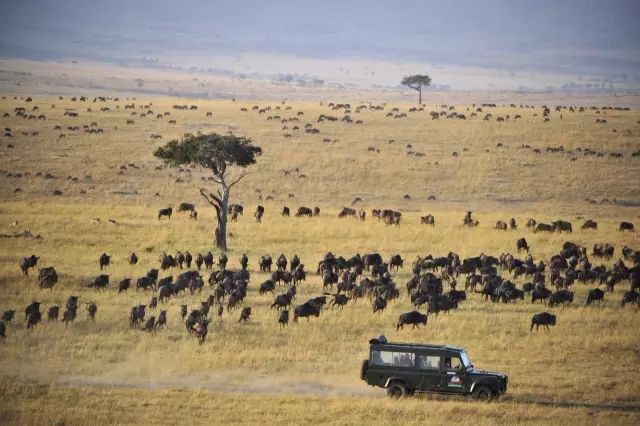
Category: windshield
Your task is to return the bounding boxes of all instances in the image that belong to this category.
[460,351,472,368]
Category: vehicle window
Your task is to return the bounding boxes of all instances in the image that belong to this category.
[460,351,471,368]
[371,350,415,367]
[443,356,463,371]
[417,355,440,370]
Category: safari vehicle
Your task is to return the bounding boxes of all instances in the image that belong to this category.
[360,336,507,400]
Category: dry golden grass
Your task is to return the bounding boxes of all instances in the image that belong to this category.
[0,94,639,425]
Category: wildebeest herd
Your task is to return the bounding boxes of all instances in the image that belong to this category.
[3,209,638,345]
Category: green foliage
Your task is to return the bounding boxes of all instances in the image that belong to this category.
[154,133,262,176]
[401,74,432,91]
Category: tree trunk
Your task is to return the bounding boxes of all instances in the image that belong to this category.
[216,184,230,251]
[418,87,422,105]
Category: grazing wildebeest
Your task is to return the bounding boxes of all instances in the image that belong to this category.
[149,296,158,310]
[581,220,598,230]
[142,316,156,332]
[38,267,58,289]
[421,215,435,226]
[396,311,428,330]
[282,207,290,216]
[158,207,172,220]
[178,202,196,213]
[255,205,264,222]
[118,278,131,293]
[517,238,529,252]
[531,286,551,303]
[129,252,138,265]
[586,288,605,306]
[296,206,313,217]
[99,253,111,270]
[463,211,479,227]
[495,220,507,231]
[534,223,554,233]
[47,305,59,321]
[26,308,42,329]
[548,289,574,307]
[86,302,97,321]
[338,207,357,218]
[621,290,639,307]
[259,279,276,295]
[619,222,635,232]
[278,310,289,327]
[19,255,39,276]
[553,220,572,233]
[2,310,15,325]
[530,312,557,331]
[239,307,252,323]
[293,301,321,322]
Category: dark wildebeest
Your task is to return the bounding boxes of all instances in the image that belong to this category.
[239,307,252,323]
[278,310,289,327]
[178,202,195,213]
[185,252,193,268]
[228,204,244,217]
[38,267,58,289]
[271,293,293,310]
[509,218,517,230]
[240,253,249,270]
[192,319,210,344]
[586,288,605,306]
[255,205,264,222]
[99,253,111,270]
[396,311,428,330]
[204,252,214,269]
[389,254,403,271]
[20,255,39,276]
[530,312,556,331]
[313,207,320,216]
[548,289,574,307]
[277,254,287,271]
[293,302,321,322]
[47,305,59,321]
[621,290,639,307]
[129,252,138,265]
[142,316,156,332]
[495,220,507,231]
[296,206,313,217]
[282,207,290,216]
[90,274,109,291]
[531,286,551,303]
[581,220,598,230]
[619,222,635,232]
[338,207,357,218]
[195,253,204,270]
[421,215,435,226]
[130,305,146,328]
[330,294,350,309]
[118,278,131,293]
[259,280,276,295]
[373,296,388,313]
[259,256,273,272]
[517,238,529,252]
[156,310,167,329]
[158,207,172,220]
[2,310,15,325]
[553,220,572,233]
[0,321,5,340]
[526,218,537,228]
[175,251,185,269]
[218,253,228,270]
[180,305,188,321]
[149,296,158,310]
[534,223,554,233]
[86,301,97,321]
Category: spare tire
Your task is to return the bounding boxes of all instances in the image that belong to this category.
[360,360,369,380]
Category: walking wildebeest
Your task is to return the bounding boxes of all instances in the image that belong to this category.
[2,310,15,325]
[278,310,289,327]
[517,238,529,252]
[530,312,556,331]
[239,307,252,323]
[586,288,605,306]
[421,215,435,226]
[581,220,598,230]
[19,255,39,276]
[553,220,572,233]
[86,302,97,321]
[47,305,59,321]
[396,311,428,330]
[158,207,172,220]
[118,278,131,293]
[293,302,321,322]
[619,222,635,232]
[99,253,111,270]
[129,252,138,265]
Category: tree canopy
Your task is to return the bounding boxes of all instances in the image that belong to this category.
[401,74,432,104]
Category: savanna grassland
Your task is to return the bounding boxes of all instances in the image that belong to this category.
[0,90,640,425]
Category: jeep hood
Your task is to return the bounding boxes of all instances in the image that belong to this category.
[468,368,507,379]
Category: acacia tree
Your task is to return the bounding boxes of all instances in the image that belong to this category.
[154,133,262,251]
[401,74,432,105]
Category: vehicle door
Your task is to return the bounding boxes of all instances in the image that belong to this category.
[415,353,442,392]
[440,355,467,393]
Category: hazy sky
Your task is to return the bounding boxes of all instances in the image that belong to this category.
[1,0,639,90]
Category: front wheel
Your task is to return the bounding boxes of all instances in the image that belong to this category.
[472,385,494,402]
[387,382,408,399]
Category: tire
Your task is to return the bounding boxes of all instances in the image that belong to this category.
[473,385,494,402]
[387,382,408,399]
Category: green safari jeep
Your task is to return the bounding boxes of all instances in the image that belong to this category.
[361,336,507,400]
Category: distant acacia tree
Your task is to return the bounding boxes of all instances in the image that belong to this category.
[401,74,432,105]
[154,133,262,251]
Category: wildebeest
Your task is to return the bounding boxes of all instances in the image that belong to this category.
[86,301,97,321]
[156,310,167,329]
[47,305,59,321]
[259,256,273,272]
[338,207,357,218]
[239,307,252,323]
[495,220,507,231]
[293,301,321,321]
[118,278,131,293]
[534,223,554,233]
[178,202,196,213]
[531,286,552,303]
[204,252,214,269]
[192,319,210,344]
[396,311,428,330]
[282,207,290,216]
[586,288,605,306]
[296,206,313,217]
[0,321,5,340]
[38,267,58,289]
[129,252,138,265]
[259,279,276,295]
[158,207,172,220]
[142,316,156,332]
[592,243,614,260]
[530,312,557,331]
[373,296,388,313]
[129,304,147,327]
[421,215,435,226]
[517,238,529,252]
[619,222,635,232]
[89,274,109,291]
[19,255,39,276]
[548,289,574,307]
[255,205,264,222]
[389,254,403,271]
[2,310,15,325]
[621,290,639,307]
[228,204,244,217]
[330,293,350,309]
[553,220,572,233]
[581,220,598,230]
[99,253,111,270]
[278,310,289,327]
[195,253,204,270]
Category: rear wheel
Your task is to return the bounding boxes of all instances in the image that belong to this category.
[473,385,494,402]
[387,382,408,399]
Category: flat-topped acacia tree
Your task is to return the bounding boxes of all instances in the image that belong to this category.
[154,132,262,251]
[401,74,431,105]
